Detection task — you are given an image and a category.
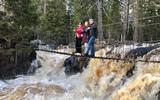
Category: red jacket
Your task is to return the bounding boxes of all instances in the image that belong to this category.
[74,25,84,38]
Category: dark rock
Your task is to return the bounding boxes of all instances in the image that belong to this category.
[126,63,136,78]
[0,49,36,79]
[64,55,89,75]
[0,54,16,79]
[27,60,41,75]
[156,90,160,100]
[124,45,160,59]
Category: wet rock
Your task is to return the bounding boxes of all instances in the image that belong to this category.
[157,91,160,100]
[64,55,89,75]
[126,63,136,78]
[0,49,36,79]
[124,45,160,59]
[27,60,41,75]
[143,47,160,61]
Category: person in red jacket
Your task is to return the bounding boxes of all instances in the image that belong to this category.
[74,23,84,53]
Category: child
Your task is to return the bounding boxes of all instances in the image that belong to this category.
[74,23,84,53]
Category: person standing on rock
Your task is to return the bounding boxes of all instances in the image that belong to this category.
[83,21,90,48]
[74,22,84,53]
[84,19,97,57]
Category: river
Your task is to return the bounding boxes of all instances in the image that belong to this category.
[0,44,160,100]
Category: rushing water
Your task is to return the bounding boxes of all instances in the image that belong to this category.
[0,45,160,100]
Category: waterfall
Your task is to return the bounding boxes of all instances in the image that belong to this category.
[0,44,159,100]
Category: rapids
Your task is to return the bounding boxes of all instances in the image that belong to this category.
[0,45,160,100]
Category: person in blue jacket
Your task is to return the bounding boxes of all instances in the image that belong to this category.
[84,19,97,57]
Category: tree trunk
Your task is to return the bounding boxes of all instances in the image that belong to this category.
[97,0,103,40]
[43,0,47,14]
[66,12,71,44]
[15,49,18,67]
[66,0,72,44]
[122,0,129,42]
[108,31,111,44]
[133,0,139,42]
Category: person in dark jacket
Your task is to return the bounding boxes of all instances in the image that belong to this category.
[74,23,84,53]
[83,21,90,47]
[84,19,97,57]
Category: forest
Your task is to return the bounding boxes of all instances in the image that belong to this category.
[0,0,160,77]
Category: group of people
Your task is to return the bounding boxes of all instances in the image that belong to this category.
[74,19,97,57]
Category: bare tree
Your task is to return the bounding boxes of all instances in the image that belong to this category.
[122,0,129,42]
[43,0,47,14]
[97,0,104,40]
[66,0,72,43]
[133,0,139,42]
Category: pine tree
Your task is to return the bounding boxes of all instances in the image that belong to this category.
[134,0,160,41]
[40,0,68,45]
[0,0,39,75]
[104,0,122,41]
[4,0,39,48]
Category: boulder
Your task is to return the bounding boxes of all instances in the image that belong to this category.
[0,49,36,79]
[124,45,160,59]
[64,55,89,75]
